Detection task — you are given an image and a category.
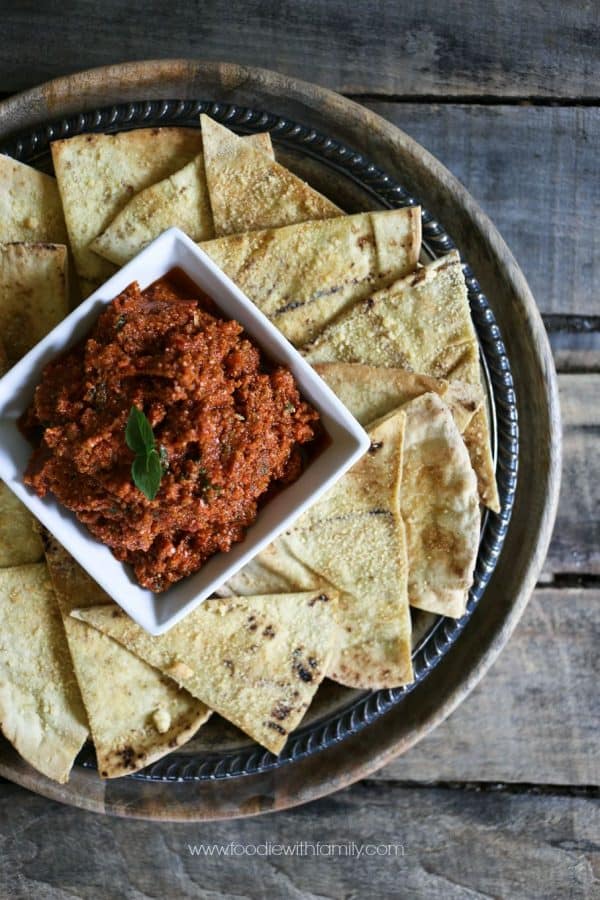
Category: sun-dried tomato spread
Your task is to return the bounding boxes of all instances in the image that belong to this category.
[22,273,320,591]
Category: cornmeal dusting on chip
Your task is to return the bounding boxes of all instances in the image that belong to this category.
[0,563,88,783]
[0,155,68,244]
[44,538,211,778]
[303,251,499,511]
[90,132,274,267]
[0,482,43,566]
[314,362,482,435]
[226,410,413,689]
[51,127,204,286]
[71,592,339,755]
[399,393,480,618]
[200,114,341,236]
[201,207,421,346]
[0,242,68,364]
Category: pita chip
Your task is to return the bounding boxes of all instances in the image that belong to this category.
[0,482,43,566]
[72,591,339,755]
[0,242,68,364]
[200,114,341,236]
[201,206,421,346]
[303,251,500,511]
[51,127,203,286]
[0,563,88,783]
[0,155,68,244]
[44,539,211,778]
[314,362,483,435]
[226,410,413,689]
[400,393,480,618]
[90,131,275,267]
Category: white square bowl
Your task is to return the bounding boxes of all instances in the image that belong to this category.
[0,228,370,634]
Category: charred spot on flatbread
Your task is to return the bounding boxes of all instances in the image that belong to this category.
[71,591,340,755]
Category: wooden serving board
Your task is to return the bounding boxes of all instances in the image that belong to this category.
[0,60,561,821]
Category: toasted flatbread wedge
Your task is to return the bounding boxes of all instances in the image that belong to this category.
[399,393,480,618]
[51,128,204,286]
[44,539,211,778]
[201,207,421,346]
[314,362,483,435]
[0,563,88,783]
[226,410,413,689]
[0,242,68,364]
[200,114,341,236]
[0,482,43,566]
[0,155,68,244]
[303,251,500,511]
[72,591,339,755]
[90,131,274,267]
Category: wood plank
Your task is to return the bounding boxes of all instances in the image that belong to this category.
[0,778,597,899]
[377,588,599,785]
[546,374,600,574]
[364,104,600,316]
[0,2,598,99]
[547,318,600,373]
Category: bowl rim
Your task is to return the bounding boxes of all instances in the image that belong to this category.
[0,226,370,634]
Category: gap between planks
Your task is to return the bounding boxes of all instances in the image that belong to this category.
[347,93,600,107]
[357,781,600,798]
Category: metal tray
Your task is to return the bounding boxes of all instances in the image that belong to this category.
[0,97,518,783]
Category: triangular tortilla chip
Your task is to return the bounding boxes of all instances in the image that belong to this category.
[72,591,339,755]
[0,242,68,364]
[201,207,421,346]
[0,563,88,783]
[0,482,43,566]
[314,362,482,435]
[303,251,500,511]
[90,131,275,267]
[200,114,341,236]
[0,155,68,244]
[44,539,211,778]
[226,410,413,689]
[51,127,204,287]
[399,393,480,618]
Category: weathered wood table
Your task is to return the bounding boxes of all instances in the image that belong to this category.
[0,4,597,897]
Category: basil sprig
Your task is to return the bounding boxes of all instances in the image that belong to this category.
[126,406,164,500]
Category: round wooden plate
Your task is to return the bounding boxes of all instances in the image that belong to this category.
[0,61,561,821]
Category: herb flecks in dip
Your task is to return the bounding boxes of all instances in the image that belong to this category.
[22,274,320,591]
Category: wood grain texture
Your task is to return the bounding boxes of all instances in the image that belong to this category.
[0,60,561,820]
[0,778,597,900]
[364,104,600,316]
[378,588,600,785]
[546,375,600,574]
[0,1,598,99]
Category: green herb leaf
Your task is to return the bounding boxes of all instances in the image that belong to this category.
[131,449,162,500]
[126,405,155,456]
[126,406,163,499]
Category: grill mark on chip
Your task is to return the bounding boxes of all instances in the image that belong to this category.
[271,702,291,721]
[266,721,287,736]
